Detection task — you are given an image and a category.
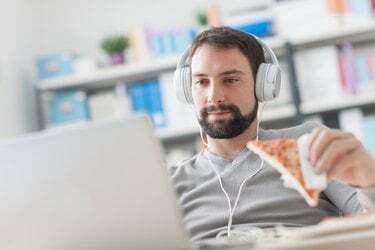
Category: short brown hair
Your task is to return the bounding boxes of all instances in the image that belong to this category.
[189,27,265,80]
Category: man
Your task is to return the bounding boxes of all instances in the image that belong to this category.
[170,27,375,242]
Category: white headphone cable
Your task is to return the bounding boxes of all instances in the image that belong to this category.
[256,101,266,141]
[207,154,264,238]
[200,101,267,238]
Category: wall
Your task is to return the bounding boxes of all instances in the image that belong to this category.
[31,0,204,56]
[0,0,37,138]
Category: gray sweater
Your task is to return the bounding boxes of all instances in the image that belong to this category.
[170,122,373,242]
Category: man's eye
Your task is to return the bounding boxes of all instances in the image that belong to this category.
[195,79,208,85]
[224,78,239,84]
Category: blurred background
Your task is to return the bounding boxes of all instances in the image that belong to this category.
[1,0,375,165]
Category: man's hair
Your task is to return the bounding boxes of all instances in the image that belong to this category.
[189,26,265,80]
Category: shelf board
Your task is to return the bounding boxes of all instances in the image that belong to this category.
[37,56,179,91]
[289,19,375,50]
[41,104,296,141]
[301,92,375,115]
[156,104,296,140]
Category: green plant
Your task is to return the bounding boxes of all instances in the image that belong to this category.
[101,35,129,54]
[195,10,208,27]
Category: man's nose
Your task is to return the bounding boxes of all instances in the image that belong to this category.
[207,83,225,104]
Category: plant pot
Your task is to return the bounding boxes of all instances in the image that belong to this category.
[110,53,125,65]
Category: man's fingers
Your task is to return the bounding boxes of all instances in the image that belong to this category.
[327,148,361,185]
[327,148,358,176]
[314,137,360,174]
[309,128,352,166]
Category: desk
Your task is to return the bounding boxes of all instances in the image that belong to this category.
[261,229,375,250]
[259,214,375,250]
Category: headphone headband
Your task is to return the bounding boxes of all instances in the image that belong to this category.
[251,35,280,66]
[176,34,279,68]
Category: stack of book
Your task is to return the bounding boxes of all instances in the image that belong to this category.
[128,27,196,63]
[43,74,199,132]
[327,0,375,18]
[127,79,166,128]
[296,44,375,106]
[338,43,375,94]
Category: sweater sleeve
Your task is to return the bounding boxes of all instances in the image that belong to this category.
[323,181,364,214]
[356,186,375,211]
[323,181,375,214]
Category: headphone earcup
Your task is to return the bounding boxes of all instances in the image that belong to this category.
[173,65,193,104]
[255,63,281,102]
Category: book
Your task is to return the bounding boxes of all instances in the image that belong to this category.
[45,90,89,127]
[355,51,371,92]
[173,28,196,54]
[36,54,74,80]
[338,108,364,143]
[347,0,372,18]
[159,71,198,131]
[128,29,151,63]
[127,79,166,128]
[338,109,375,156]
[145,80,166,128]
[339,43,358,94]
[127,81,148,115]
[327,0,347,15]
[295,46,344,105]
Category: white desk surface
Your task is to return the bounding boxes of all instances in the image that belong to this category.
[257,213,375,250]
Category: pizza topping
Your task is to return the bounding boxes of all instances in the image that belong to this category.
[247,137,327,207]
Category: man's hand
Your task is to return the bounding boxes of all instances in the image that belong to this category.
[307,127,375,187]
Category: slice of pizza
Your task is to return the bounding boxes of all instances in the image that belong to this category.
[247,138,325,207]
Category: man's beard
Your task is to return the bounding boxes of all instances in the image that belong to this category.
[198,102,258,139]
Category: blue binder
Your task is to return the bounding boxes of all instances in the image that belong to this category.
[47,91,89,125]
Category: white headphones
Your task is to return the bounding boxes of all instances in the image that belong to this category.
[173,33,281,104]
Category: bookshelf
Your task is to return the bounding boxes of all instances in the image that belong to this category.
[35,20,375,143]
[285,19,375,129]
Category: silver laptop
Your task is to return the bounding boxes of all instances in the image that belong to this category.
[0,116,190,250]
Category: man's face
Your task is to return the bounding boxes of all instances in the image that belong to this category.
[191,44,258,139]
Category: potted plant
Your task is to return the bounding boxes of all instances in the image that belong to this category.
[101,35,129,65]
[195,10,208,27]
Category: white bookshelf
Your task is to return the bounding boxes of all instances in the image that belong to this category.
[36,20,375,141]
[301,90,375,115]
[36,36,290,141]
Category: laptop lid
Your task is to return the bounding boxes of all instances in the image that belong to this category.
[0,116,190,249]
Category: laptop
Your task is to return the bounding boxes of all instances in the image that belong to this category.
[0,116,190,249]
